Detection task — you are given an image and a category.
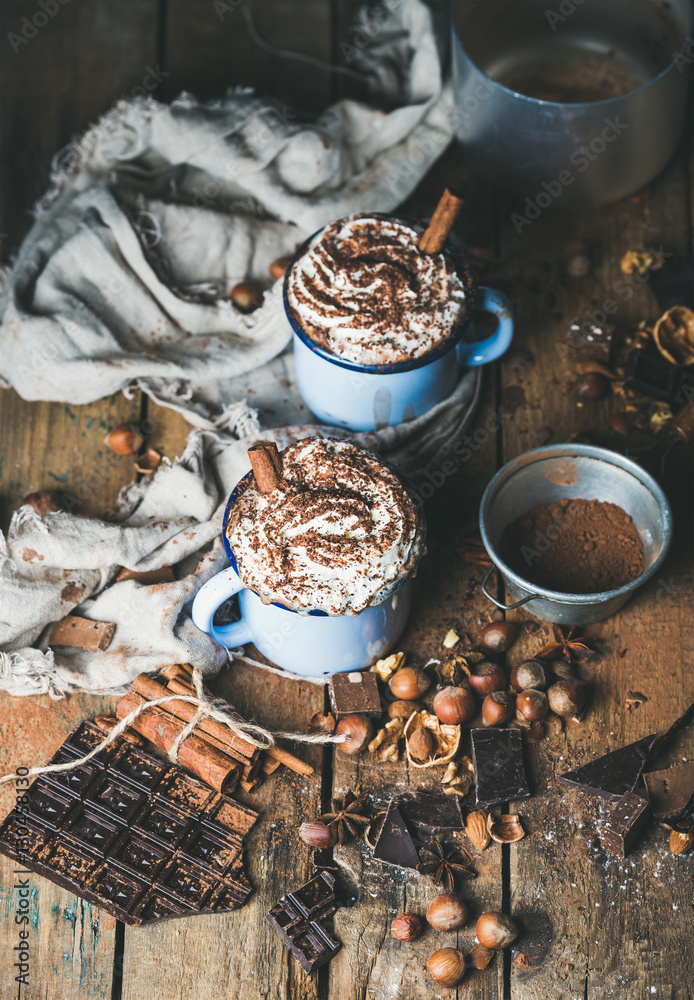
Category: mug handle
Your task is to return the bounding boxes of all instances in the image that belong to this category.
[191,566,253,648]
[457,286,514,367]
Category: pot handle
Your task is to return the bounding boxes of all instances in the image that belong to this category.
[481,566,538,611]
[191,566,254,648]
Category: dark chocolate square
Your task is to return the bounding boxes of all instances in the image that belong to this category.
[46,840,98,882]
[92,863,148,909]
[156,860,216,908]
[27,784,75,830]
[111,745,169,792]
[157,773,215,813]
[207,797,258,836]
[136,890,192,921]
[471,728,531,808]
[113,833,167,878]
[182,826,243,875]
[133,802,192,848]
[600,791,650,858]
[64,806,123,856]
[329,671,382,721]
[64,721,114,760]
[91,777,147,822]
[46,762,102,799]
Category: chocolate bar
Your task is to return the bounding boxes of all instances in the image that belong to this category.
[643,762,694,820]
[558,733,657,802]
[372,799,420,870]
[266,871,341,974]
[398,792,464,836]
[624,350,694,405]
[329,671,381,721]
[566,318,613,364]
[471,729,530,808]
[48,615,115,652]
[600,791,650,858]
[0,721,258,925]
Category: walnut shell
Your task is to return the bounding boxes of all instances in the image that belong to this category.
[403,710,461,768]
[652,306,694,366]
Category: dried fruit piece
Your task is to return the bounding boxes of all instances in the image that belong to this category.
[619,248,665,276]
[371,651,404,682]
[442,629,460,649]
[403,710,461,768]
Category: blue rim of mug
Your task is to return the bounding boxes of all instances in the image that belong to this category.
[283,212,480,374]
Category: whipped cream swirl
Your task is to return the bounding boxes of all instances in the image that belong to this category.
[226,436,426,616]
[285,214,467,365]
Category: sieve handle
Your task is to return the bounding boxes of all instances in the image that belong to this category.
[481,566,538,611]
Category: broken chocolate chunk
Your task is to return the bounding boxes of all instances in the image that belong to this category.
[624,350,694,405]
[600,790,650,858]
[372,799,420,870]
[310,848,339,877]
[398,792,464,836]
[329,671,382,722]
[266,871,341,974]
[558,733,657,802]
[643,762,694,820]
[567,318,613,364]
[471,728,531,808]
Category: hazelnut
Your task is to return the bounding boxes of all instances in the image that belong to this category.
[510,659,547,692]
[389,667,430,701]
[269,256,292,280]
[560,241,591,277]
[407,726,435,763]
[427,947,466,987]
[576,373,609,401]
[476,911,519,950]
[390,912,423,941]
[466,661,507,697]
[433,686,476,725]
[547,678,585,718]
[480,621,517,654]
[516,689,548,722]
[469,943,495,970]
[387,699,421,719]
[298,821,333,848]
[230,281,263,313]
[426,893,468,931]
[105,422,144,456]
[335,714,373,754]
[22,491,63,515]
[482,691,515,727]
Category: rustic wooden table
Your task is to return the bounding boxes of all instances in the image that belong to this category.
[1,3,692,998]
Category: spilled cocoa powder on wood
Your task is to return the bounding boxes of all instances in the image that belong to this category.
[500,498,644,594]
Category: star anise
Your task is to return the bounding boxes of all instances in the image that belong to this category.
[537,626,596,664]
[417,837,476,892]
[321,789,370,845]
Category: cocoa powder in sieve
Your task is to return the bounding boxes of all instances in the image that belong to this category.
[500,498,644,594]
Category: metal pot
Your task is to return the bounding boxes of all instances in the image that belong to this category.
[478,445,673,624]
[451,0,693,206]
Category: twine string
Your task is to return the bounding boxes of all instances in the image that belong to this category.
[0,666,345,788]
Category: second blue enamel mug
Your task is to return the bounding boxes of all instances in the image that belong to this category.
[284,219,514,432]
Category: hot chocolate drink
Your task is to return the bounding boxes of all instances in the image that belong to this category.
[285,214,466,366]
[225,437,426,616]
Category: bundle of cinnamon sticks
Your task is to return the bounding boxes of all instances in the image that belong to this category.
[95,663,313,794]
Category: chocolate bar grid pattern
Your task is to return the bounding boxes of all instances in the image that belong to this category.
[0,721,257,925]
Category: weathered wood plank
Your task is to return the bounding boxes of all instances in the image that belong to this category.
[163,0,334,110]
[120,658,325,1000]
[497,145,694,998]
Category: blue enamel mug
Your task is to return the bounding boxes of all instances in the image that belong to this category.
[191,471,413,678]
[284,222,514,432]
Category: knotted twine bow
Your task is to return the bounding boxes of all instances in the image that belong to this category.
[0,666,345,788]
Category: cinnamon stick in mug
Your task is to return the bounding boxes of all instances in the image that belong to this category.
[248,441,282,492]
[418,188,464,255]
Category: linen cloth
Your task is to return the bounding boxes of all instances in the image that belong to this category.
[0,0,484,696]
